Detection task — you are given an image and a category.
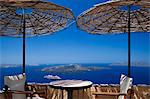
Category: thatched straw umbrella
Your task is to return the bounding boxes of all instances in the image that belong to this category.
[0,0,75,73]
[77,0,150,77]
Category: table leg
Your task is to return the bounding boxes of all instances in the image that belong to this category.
[67,89,73,99]
[82,89,84,99]
[62,90,63,99]
[78,90,80,99]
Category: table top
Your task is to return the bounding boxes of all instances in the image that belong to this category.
[49,80,93,89]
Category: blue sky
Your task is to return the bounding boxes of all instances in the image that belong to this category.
[0,0,150,65]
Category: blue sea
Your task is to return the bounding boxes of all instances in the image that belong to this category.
[0,63,150,89]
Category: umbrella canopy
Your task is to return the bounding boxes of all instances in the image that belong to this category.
[77,0,150,34]
[77,0,150,77]
[0,0,75,73]
[0,0,75,37]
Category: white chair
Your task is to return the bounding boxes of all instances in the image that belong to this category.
[4,73,45,99]
[4,73,27,99]
[118,74,133,99]
[92,74,133,99]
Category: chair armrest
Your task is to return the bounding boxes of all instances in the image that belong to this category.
[7,90,34,95]
[3,90,35,99]
[7,90,46,96]
[92,91,126,96]
[34,91,45,95]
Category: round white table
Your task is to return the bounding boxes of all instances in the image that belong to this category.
[49,80,93,99]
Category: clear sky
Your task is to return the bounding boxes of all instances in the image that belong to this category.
[0,0,150,65]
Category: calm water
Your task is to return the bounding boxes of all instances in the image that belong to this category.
[0,64,150,89]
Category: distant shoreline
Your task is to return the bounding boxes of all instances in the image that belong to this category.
[0,63,150,68]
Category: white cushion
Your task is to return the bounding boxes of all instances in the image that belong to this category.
[13,75,19,80]
[118,74,133,99]
[4,74,26,99]
[120,74,133,94]
[18,74,24,79]
[9,76,15,80]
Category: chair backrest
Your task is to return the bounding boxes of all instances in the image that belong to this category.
[118,74,133,99]
[4,73,26,99]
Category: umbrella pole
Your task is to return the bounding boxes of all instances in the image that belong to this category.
[128,5,131,78]
[23,9,26,73]
[128,5,132,99]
